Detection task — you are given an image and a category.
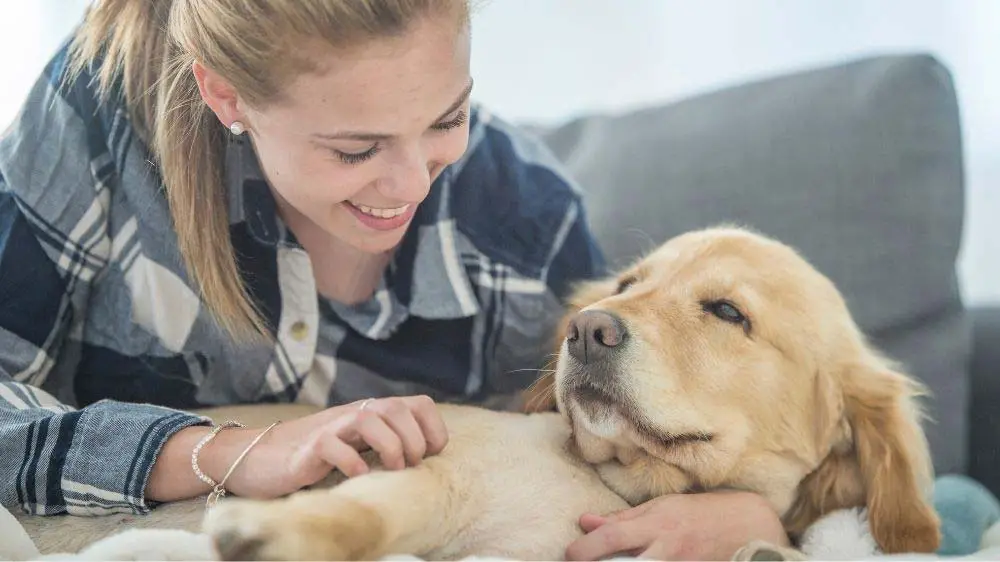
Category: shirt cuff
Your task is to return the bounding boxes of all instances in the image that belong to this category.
[60,399,210,515]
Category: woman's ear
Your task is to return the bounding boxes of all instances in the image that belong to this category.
[784,354,941,554]
[520,278,617,414]
[191,61,244,129]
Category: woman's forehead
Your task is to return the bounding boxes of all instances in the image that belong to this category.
[259,18,471,136]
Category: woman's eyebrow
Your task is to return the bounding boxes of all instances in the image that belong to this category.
[312,79,474,143]
[434,79,474,122]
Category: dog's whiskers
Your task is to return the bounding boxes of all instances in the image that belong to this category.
[525,385,556,412]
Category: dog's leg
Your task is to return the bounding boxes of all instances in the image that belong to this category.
[203,464,468,561]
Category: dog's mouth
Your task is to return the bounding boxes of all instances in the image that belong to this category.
[564,378,714,451]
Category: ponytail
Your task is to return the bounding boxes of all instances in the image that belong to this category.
[66,0,172,141]
[67,0,270,342]
[154,53,272,342]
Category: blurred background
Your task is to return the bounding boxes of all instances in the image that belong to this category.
[0,0,995,306]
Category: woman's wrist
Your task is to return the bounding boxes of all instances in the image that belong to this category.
[145,423,257,502]
[146,424,215,502]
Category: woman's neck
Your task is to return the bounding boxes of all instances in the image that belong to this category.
[309,237,391,306]
[278,203,391,306]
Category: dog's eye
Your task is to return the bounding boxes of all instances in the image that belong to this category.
[615,276,637,295]
[702,300,751,333]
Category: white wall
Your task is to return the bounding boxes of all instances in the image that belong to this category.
[2,0,996,304]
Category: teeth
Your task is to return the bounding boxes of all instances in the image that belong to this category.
[352,202,410,219]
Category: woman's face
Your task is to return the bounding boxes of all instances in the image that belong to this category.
[201,15,472,254]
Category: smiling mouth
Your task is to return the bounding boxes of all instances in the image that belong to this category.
[348,201,411,218]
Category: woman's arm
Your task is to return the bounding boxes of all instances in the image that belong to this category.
[0,182,209,516]
[566,491,790,561]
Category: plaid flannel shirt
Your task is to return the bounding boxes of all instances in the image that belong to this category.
[0,41,604,516]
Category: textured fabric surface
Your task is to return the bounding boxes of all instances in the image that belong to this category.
[531,54,970,474]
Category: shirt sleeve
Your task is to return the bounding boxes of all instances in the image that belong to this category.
[0,179,206,517]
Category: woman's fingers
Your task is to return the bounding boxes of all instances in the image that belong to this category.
[579,513,607,533]
[350,410,407,470]
[375,398,430,466]
[565,520,650,561]
[306,409,408,476]
[304,395,450,480]
[297,430,369,478]
[402,394,449,455]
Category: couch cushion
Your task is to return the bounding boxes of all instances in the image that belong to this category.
[531,54,971,475]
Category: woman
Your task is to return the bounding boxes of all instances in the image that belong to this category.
[0,0,788,558]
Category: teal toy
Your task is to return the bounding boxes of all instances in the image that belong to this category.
[933,474,1000,555]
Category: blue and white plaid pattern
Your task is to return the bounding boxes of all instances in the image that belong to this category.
[0,43,604,517]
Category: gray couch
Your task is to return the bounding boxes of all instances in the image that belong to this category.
[529,53,999,496]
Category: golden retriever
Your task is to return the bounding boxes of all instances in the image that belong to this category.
[18,226,941,560]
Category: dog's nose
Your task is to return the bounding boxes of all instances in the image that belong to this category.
[566,310,628,363]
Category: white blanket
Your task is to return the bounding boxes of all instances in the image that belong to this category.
[3,503,998,561]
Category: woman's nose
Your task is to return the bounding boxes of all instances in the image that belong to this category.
[379,150,432,202]
[379,133,469,201]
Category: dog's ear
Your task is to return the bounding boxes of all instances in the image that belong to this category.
[521,278,617,413]
[841,357,940,553]
[785,353,940,554]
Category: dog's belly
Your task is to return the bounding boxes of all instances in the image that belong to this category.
[426,407,630,560]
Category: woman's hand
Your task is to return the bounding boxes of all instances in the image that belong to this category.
[147,395,448,502]
[229,395,449,498]
[565,491,789,561]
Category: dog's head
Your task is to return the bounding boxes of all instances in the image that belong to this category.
[528,226,940,554]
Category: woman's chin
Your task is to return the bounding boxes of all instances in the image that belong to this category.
[337,227,409,256]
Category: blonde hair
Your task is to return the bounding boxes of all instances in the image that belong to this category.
[66,0,470,342]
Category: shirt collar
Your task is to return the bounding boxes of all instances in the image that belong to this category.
[225,134,480,340]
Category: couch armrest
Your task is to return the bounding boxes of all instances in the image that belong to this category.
[968,305,1000,496]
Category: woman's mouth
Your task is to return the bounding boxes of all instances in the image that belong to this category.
[344,201,417,232]
[350,202,410,218]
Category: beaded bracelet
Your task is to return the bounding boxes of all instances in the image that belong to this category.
[191,420,245,488]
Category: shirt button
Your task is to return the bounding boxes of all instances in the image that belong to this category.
[290,321,309,341]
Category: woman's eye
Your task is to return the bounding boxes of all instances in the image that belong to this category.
[336,144,381,165]
[331,111,467,165]
[702,300,752,333]
[430,111,468,132]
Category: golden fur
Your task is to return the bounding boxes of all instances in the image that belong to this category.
[19,226,941,559]
[531,226,940,554]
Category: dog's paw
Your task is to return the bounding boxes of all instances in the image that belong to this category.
[202,494,385,561]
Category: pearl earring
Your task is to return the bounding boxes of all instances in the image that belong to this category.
[229,121,245,135]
